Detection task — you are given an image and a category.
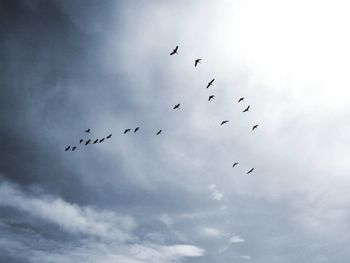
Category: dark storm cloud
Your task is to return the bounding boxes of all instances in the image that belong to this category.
[0,0,134,202]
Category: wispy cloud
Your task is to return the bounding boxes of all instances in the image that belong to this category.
[229,235,245,243]
[29,242,204,263]
[0,180,204,263]
[208,184,223,201]
[0,181,135,241]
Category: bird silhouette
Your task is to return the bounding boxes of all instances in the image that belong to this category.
[124,129,131,134]
[85,129,90,133]
[93,139,98,144]
[134,127,139,133]
[106,134,112,139]
[85,139,91,145]
[247,168,254,174]
[72,146,77,151]
[65,146,70,151]
[156,130,162,135]
[79,139,83,144]
[206,78,215,88]
[208,95,215,101]
[173,103,180,109]
[195,59,201,67]
[252,124,259,131]
[232,162,239,168]
[243,105,250,112]
[238,97,244,103]
[170,45,178,55]
[99,138,105,143]
[221,120,229,125]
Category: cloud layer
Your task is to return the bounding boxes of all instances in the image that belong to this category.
[2,0,350,262]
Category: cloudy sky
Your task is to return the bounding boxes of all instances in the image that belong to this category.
[1,0,350,262]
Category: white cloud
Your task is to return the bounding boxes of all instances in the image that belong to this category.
[229,235,245,243]
[208,184,223,201]
[28,242,204,263]
[199,227,222,238]
[0,180,204,263]
[0,181,136,241]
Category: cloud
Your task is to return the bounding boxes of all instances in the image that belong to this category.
[208,184,223,201]
[28,242,204,263]
[199,227,222,238]
[0,180,204,263]
[3,0,350,262]
[0,181,135,241]
[229,235,245,243]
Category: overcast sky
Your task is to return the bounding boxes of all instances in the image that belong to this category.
[1,0,350,262]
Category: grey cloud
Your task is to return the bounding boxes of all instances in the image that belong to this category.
[2,0,350,262]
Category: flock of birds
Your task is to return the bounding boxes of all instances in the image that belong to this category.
[65,45,258,174]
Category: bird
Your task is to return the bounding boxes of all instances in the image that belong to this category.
[99,138,105,143]
[252,124,259,131]
[170,45,178,55]
[134,127,139,133]
[85,139,91,145]
[243,105,250,112]
[238,97,244,103]
[84,129,90,133]
[220,120,229,125]
[206,78,215,88]
[72,146,77,151]
[93,139,99,144]
[124,129,131,134]
[106,134,112,139]
[208,95,215,101]
[156,130,162,135]
[194,59,201,67]
[232,162,239,168]
[247,168,254,174]
[65,146,70,151]
[79,139,83,144]
[173,103,180,109]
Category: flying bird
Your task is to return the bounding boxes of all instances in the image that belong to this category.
[93,139,98,144]
[124,129,131,134]
[243,105,250,112]
[106,134,112,139]
[206,78,215,88]
[156,130,162,135]
[84,129,90,133]
[252,124,259,131]
[85,139,91,145]
[79,139,83,144]
[170,45,178,55]
[72,146,77,151]
[232,162,239,168]
[65,146,70,151]
[99,138,105,143]
[238,97,244,103]
[247,168,254,174]
[134,127,139,133]
[220,120,229,125]
[173,103,180,109]
[208,95,215,101]
[194,59,201,67]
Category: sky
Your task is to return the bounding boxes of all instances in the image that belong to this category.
[1,0,350,262]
